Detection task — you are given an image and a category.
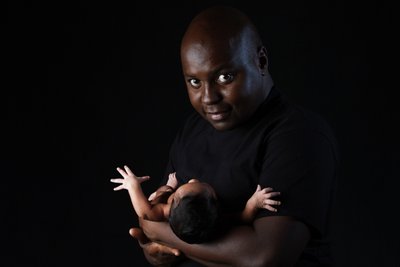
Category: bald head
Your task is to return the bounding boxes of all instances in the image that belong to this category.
[181,6,263,58]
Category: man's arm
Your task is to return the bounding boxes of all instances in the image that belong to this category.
[129,185,185,267]
[129,228,182,267]
[140,216,310,267]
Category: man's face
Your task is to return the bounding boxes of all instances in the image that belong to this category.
[181,36,265,131]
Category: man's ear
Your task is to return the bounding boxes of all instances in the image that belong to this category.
[258,46,268,75]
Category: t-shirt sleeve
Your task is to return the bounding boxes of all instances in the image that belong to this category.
[257,128,337,237]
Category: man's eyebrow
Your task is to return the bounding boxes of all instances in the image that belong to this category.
[213,65,235,74]
[183,63,236,78]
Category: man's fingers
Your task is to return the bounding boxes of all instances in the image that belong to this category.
[129,228,180,256]
[159,245,181,256]
[129,228,149,245]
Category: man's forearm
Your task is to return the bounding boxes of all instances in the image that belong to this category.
[141,216,310,267]
[142,220,266,266]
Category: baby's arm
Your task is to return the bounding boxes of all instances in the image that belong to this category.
[110,165,166,221]
[240,185,281,223]
[148,172,179,202]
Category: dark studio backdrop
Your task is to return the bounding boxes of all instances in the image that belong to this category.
[4,1,398,266]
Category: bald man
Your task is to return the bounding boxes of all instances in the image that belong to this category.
[130,6,338,267]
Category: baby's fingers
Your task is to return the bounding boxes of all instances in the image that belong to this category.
[262,199,281,212]
[124,165,135,176]
[137,175,151,183]
[110,178,124,184]
[263,204,278,212]
[148,191,157,201]
[260,187,274,194]
[113,184,125,191]
[264,191,281,199]
[116,167,128,177]
[263,199,281,206]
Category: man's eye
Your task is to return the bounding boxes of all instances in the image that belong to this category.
[188,78,201,88]
[216,73,234,84]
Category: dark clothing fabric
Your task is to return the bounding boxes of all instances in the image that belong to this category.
[165,86,339,267]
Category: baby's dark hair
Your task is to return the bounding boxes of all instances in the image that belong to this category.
[169,193,219,244]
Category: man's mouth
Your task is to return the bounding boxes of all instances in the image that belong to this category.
[205,110,230,121]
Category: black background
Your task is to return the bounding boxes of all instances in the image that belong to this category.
[4,1,398,266]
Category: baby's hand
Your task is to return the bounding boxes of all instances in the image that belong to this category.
[148,185,174,202]
[166,172,179,189]
[110,165,150,191]
[251,185,281,212]
[148,172,178,201]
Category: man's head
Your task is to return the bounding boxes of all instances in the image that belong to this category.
[169,179,219,244]
[181,6,274,131]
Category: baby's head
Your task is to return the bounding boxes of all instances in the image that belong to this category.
[169,179,219,244]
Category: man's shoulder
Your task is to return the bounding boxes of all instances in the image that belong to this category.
[272,105,339,161]
[268,102,335,137]
[266,87,334,137]
[293,106,337,144]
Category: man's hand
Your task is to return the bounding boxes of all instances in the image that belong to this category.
[130,183,182,266]
[129,227,181,267]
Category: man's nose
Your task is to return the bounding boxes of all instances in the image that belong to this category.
[201,83,221,104]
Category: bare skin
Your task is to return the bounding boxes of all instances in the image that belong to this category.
[111,167,177,221]
[129,6,311,267]
[111,165,281,232]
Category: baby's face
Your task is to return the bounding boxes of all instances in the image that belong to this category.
[173,179,217,203]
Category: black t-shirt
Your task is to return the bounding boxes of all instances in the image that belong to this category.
[164,86,339,267]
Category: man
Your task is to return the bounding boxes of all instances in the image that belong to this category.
[130,6,338,267]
